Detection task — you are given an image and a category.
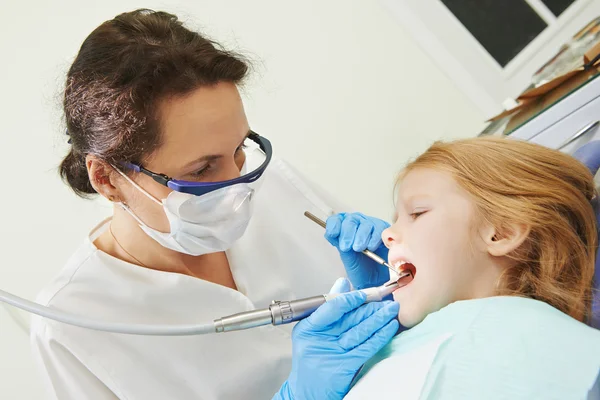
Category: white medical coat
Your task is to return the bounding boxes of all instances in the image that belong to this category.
[30,153,348,400]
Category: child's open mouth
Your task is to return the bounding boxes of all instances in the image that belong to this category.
[393,261,416,288]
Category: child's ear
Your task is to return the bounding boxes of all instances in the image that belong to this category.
[481,223,530,257]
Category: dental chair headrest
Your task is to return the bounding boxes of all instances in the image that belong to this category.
[573,141,600,175]
[572,141,600,329]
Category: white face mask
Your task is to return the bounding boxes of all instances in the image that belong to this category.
[114,167,254,256]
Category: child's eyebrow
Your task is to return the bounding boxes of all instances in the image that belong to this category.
[403,193,433,204]
[392,193,432,221]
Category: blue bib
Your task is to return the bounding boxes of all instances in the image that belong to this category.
[347,297,600,399]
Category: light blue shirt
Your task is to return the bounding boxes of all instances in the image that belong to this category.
[349,296,600,399]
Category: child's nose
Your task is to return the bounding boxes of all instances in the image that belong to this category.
[382,226,400,248]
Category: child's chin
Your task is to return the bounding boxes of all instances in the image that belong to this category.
[398,309,426,328]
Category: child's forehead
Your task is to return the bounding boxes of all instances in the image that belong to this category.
[397,168,457,195]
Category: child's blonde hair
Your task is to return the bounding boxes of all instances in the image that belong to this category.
[401,137,597,322]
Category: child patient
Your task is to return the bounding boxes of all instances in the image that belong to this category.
[341,137,600,399]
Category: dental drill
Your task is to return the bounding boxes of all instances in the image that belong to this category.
[213,279,407,332]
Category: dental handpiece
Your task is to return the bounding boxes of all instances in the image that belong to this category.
[303,211,398,276]
[213,281,404,333]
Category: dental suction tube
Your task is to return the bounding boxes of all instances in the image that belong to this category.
[0,280,403,336]
[0,288,215,336]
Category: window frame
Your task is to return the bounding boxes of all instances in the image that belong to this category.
[380,0,600,116]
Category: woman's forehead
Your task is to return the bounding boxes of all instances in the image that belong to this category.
[146,83,249,170]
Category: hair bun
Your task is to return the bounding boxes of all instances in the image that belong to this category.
[59,149,96,197]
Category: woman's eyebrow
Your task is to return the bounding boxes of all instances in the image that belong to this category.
[181,131,251,169]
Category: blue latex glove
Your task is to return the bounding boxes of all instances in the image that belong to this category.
[273,278,400,400]
[325,212,391,289]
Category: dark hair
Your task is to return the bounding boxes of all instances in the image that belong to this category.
[60,9,249,197]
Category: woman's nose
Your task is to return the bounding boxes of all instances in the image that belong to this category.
[382,226,400,248]
[220,155,246,181]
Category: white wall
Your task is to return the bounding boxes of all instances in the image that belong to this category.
[0,1,484,398]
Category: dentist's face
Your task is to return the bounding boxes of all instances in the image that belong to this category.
[115,82,250,233]
[382,168,500,327]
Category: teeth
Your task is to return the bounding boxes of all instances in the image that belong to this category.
[392,260,408,272]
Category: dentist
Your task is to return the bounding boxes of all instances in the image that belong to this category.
[31,9,398,400]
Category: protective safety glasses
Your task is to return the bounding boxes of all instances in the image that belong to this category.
[122,131,272,196]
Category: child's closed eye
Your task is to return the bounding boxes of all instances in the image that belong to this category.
[410,210,427,220]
